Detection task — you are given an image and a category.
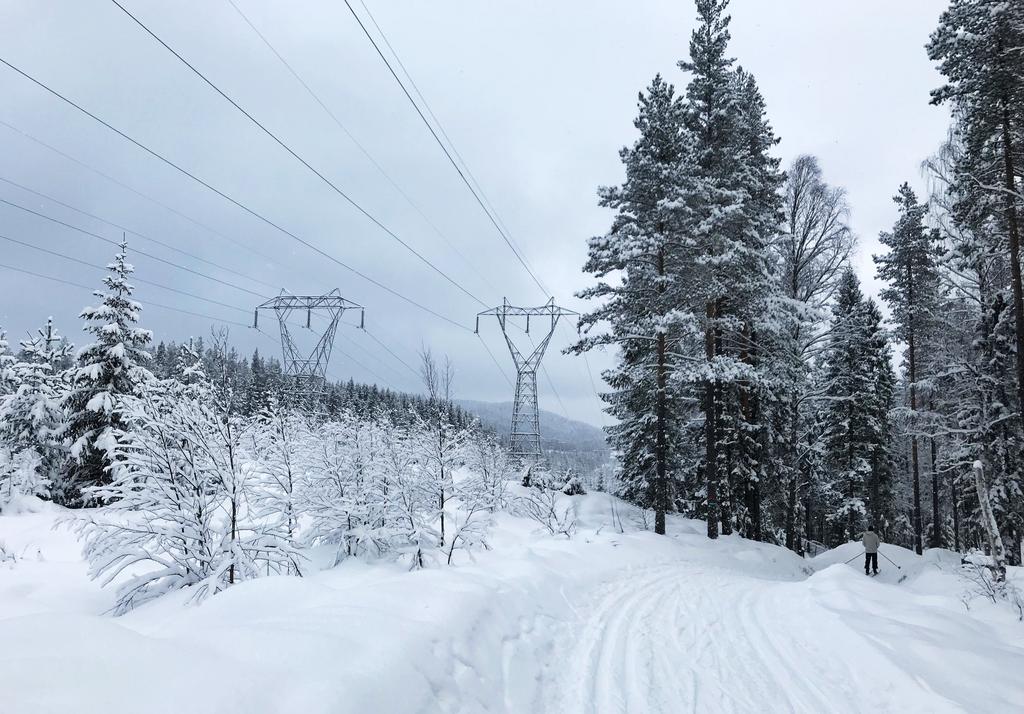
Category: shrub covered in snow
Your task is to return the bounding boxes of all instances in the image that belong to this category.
[70,385,303,614]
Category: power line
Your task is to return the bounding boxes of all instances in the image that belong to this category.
[0,246,417,392]
[0,174,280,293]
[0,232,254,316]
[223,0,493,297]
[558,321,602,399]
[342,327,410,383]
[0,260,251,329]
[309,310,419,383]
[0,54,471,331]
[346,4,581,413]
[109,0,486,309]
[0,117,280,267]
[361,326,421,379]
[3,218,331,335]
[333,344,393,386]
[476,332,514,389]
[0,196,267,300]
[343,0,549,298]
[356,0,542,283]
[2,236,534,409]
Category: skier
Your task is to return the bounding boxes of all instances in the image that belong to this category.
[862,525,880,575]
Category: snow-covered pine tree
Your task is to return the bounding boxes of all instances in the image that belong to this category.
[925,1,1024,561]
[0,318,74,505]
[0,327,14,394]
[863,299,898,535]
[571,74,692,535]
[874,184,943,555]
[676,0,785,538]
[62,241,153,503]
[174,341,208,398]
[817,271,896,545]
[819,270,872,543]
[713,66,785,540]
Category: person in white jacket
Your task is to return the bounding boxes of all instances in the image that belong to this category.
[862,525,881,575]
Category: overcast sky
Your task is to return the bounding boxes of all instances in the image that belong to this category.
[0,0,950,426]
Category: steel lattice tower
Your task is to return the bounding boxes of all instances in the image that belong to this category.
[254,290,363,407]
[477,298,577,464]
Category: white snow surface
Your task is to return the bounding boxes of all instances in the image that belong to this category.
[1,490,1022,714]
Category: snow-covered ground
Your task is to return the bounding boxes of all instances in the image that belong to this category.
[1,490,1022,714]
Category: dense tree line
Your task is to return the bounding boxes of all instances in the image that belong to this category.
[149,338,479,430]
[576,0,1024,574]
[919,0,1024,574]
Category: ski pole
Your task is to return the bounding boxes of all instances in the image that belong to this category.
[843,552,864,565]
[878,551,902,570]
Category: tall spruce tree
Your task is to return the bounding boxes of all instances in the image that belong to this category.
[863,299,897,535]
[818,272,896,544]
[820,271,873,543]
[874,184,942,554]
[62,242,153,501]
[573,75,691,534]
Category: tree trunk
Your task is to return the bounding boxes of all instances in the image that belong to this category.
[704,300,719,539]
[654,326,668,535]
[747,380,763,541]
[951,469,961,552]
[784,395,798,551]
[803,497,813,547]
[973,459,1007,581]
[717,331,731,537]
[869,452,880,532]
[1000,106,1024,434]
[907,258,923,556]
[439,421,446,547]
[930,436,942,548]
[737,323,759,540]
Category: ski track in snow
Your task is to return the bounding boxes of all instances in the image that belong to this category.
[545,563,963,714]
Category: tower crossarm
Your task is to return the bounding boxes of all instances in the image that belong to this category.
[253,289,364,407]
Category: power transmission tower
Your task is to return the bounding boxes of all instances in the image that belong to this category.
[254,290,363,408]
[476,298,577,465]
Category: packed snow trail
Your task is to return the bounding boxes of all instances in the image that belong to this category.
[543,561,968,714]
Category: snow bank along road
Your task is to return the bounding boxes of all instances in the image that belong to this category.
[1,493,1022,713]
